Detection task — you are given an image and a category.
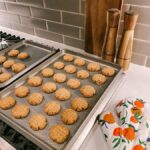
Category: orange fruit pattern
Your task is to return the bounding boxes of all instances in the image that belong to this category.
[130,116,138,123]
[131,107,142,116]
[123,127,135,141]
[133,144,144,150]
[134,100,144,109]
[103,112,115,124]
[113,127,123,136]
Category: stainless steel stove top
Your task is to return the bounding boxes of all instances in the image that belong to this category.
[0,31,24,50]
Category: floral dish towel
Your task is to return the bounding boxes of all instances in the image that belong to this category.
[98,98,150,150]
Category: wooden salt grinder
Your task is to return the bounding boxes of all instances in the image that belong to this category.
[102,9,120,62]
[117,11,139,71]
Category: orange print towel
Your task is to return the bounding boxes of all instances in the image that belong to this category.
[98,98,150,150]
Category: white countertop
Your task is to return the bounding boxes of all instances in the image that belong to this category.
[80,63,150,150]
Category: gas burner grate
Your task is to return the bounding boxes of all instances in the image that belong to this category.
[0,120,41,150]
[0,31,24,50]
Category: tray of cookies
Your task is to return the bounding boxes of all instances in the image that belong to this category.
[0,49,124,150]
[0,40,58,89]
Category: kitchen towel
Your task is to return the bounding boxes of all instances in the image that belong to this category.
[98,98,150,150]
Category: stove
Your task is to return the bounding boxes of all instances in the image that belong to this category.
[0,31,40,150]
[0,31,24,50]
[0,120,41,150]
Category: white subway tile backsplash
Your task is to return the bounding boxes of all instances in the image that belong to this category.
[131,5,150,25]
[125,0,150,6]
[0,11,20,23]
[6,3,31,16]
[146,57,150,67]
[131,53,147,66]
[134,24,150,41]
[12,23,34,35]
[133,39,150,56]
[0,2,6,11]
[0,0,150,68]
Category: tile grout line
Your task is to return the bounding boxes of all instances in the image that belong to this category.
[79,0,82,13]
[33,27,83,41]
[60,10,63,24]
[4,1,8,11]
[64,35,84,42]
[33,28,36,35]
[29,6,32,16]
[62,35,65,44]
[45,21,48,31]
[5,1,44,9]
[79,27,82,39]
[18,15,21,24]
[43,0,45,8]
[144,56,148,66]
[125,4,150,9]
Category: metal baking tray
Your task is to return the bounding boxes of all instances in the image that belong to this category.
[0,49,124,150]
[0,40,58,89]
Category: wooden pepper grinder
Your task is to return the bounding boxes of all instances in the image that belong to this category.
[102,8,120,62]
[116,11,139,71]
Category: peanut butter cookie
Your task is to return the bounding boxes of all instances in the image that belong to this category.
[53,73,66,83]
[12,63,26,73]
[61,109,78,125]
[63,54,74,62]
[15,86,30,98]
[80,85,96,97]
[67,78,80,89]
[71,97,88,112]
[17,52,29,59]
[49,125,69,144]
[12,104,30,119]
[42,82,56,94]
[44,101,61,115]
[87,62,100,72]
[64,65,77,74]
[102,67,115,77]
[0,72,12,83]
[53,61,64,69]
[8,49,19,57]
[27,76,42,87]
[92,74,107,85]
[77,70,89,79]
[55,88,71,101]
[74,58,85,66]
[41,68,54,78]
[28,92,43,105]
[0,96,16,110]
[29,114,47,131]
[3,60,15,69]
[0,55,6,64]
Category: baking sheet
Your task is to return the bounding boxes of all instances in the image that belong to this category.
[0,49,122,150]
[0,40,58,89]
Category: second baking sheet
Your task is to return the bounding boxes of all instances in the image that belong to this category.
[0,40,58,88]
[0,50,120,150]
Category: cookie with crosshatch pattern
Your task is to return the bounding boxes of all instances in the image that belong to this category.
[49,124,70,144]
[12,104,30,119]
[0,96,16,110]
[29,114,47,131]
